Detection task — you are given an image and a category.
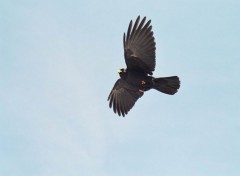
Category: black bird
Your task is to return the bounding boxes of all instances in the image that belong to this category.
[108,16,180,117]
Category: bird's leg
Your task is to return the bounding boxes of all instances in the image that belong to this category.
[139,80,147,93]
[141,80,146,85]
[139,89,144,93]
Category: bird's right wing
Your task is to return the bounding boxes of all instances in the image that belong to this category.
[108,79,143,117]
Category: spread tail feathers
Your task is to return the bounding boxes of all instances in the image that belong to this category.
[153,76,180,95]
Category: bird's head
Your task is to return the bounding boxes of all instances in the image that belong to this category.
[118,68,127,78]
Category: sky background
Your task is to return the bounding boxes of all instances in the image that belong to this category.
[1,0,240,176]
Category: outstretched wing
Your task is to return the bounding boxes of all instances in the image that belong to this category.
[108,79,143,117]
[123,16,156,75]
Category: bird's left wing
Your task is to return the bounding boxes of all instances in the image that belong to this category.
[123,16,156,75]
[108,79,143,117]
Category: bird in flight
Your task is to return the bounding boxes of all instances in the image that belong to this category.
[108,16,180,117]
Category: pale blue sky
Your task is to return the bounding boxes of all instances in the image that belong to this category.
[0,0,240,176]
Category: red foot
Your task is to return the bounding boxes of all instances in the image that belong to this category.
[141,80,146,85]
[139,89,144,93]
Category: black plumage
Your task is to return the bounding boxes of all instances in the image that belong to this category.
[108,16,180,117]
